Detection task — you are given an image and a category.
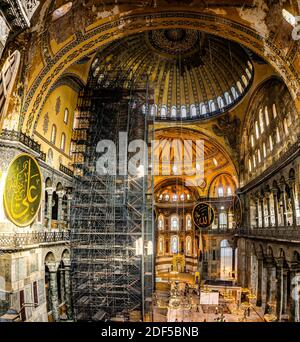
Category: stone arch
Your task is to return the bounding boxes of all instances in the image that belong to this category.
[20,10,300,135]
[45,251,55,265]
[62,249,70,262]
[45,177,52,188]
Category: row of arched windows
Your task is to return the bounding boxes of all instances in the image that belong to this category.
[248,103,292,172]
[143,63,253,119]
[158,235,193,255]
[158,214,192,231]
[157,192,191,202]
[50,125,67,152]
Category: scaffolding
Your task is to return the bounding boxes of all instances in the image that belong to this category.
[70,70,154,321]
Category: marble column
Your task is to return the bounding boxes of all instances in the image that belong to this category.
[260,196,265,229]
[256,255,263,307]
[266,193,272,228]
[255,198,259,229]
[46,187,54,231]
[280,184,287,228]
[288,180,297,228]
[272,189,279,229]
[48,263,60,322]
[57,190,65,231]
[64,261,73,320]
[66,193,72,231]
[60,267,66,304]
[276,258,284,321]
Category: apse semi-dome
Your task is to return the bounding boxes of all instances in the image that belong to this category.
[90,28,254,121]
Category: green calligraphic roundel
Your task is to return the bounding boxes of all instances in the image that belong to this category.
[3,154,42,227]
[192,202,215,229]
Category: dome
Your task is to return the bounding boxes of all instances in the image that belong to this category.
[90,29,254,120]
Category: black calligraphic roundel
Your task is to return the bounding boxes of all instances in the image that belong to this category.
[192,202,215,229]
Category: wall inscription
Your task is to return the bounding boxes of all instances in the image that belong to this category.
[3,154,42,227]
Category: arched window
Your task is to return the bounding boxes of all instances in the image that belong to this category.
[217,96,225,109]
[209,100,216,112]
[245,68,252,79]
[158,215,164,231]
[60,133,66,151]
[64,108,69,124]
[276,127,281,143]
[219,212,227,229]
[180,193,185,201]
[269,135,273,151]
[257,149,261,163]
[186,236,192,255]
[218,187,224,197]
[158,237,164,255]
[231,86,238,100]
[265,107,270,126]
[249,159,252,172]
[200,103,207,115]
[220,239,233,280]
[247,61,253,71]
[263,143,267,158]
[273,104,277,118]
[171,215,179,231]
[259,109,264,133]
[227,187,232,196]
[250,134,254,148]
[237,81,243,93]
[242,75,248,87]
[181,105,187,118]
[150,105,157,116]
[190,104,197,117]
[186,214,192,230]
[165,193,170,202]
[284,118,289,135]
[160,106,167,118]
[224,92,232,105]
[253,155,256,168]
[51,125,57,144]
[255,121,260,139]
[171,235,179,254]
[171,106,177,118]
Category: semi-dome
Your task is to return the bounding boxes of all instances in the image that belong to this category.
[90,28,254,120]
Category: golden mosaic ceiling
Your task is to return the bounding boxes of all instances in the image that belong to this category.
[90,29,254,120]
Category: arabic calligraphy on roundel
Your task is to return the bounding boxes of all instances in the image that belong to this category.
[4,154,42,227]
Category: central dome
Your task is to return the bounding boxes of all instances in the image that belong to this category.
[164,28,186,42]
[90,29,254,120]
[146,29,201,58]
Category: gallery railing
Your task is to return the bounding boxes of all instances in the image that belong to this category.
[0,231,70,249]
[0,129,47,161]
[237,227,300,241]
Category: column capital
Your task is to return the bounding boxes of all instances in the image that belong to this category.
[57,190,66,198]
[46,262,59,273]
[45,187,54,195]
[63,258,71,268]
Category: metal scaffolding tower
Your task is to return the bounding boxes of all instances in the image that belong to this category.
[70,70,154,321]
